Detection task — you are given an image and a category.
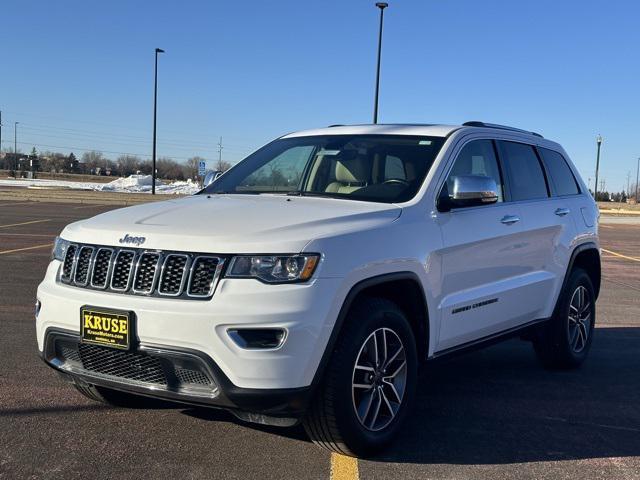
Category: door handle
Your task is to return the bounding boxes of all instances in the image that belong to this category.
[555,207,570,217]
[500,215,520,225]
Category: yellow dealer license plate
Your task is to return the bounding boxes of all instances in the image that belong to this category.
[80,306,133,350]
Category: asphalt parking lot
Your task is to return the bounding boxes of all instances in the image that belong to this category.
[0,200,639,480]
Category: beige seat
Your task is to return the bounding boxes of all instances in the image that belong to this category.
[325,156,369,194]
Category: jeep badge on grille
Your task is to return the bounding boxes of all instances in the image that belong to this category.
[119,234,146,246]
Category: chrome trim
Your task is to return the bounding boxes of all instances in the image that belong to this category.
[132,251,163,295]
[158,254,190,297]
[60,243,79,283]
[56,242,223,300]
[109,249,137,292]
[89,247,114,289]
[73,246,95,286]
[68,244,80,283]
[186,256,224,298]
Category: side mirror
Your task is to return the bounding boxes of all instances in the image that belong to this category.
[437,175,499,212]
[203,170,222,187]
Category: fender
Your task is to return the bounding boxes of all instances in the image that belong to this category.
[308,272,429,392]
[559,241,601,303]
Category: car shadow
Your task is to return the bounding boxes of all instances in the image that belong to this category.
[373,326,640,464]
[182,327,640,464]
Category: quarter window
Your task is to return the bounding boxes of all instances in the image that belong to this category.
[498,141,548,201]
[538,147,580,196]
[445,140,504,203]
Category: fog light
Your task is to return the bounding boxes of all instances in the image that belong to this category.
[227,328,286,349]
[35,300,42,318]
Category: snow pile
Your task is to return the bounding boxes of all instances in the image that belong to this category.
[0,175,200,195]
[100,174,162,192]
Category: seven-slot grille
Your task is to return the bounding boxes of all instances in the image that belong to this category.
[60,243,222,300]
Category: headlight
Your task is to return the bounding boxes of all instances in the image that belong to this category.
[226,254,320,283]
[52,236,70,261]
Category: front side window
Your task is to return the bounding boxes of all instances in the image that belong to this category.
[203,135,445,203]
[538,147,580,196]
[498,141,548,201]
[445,139,504,203]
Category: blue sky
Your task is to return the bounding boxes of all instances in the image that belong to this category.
[1,0,639,192]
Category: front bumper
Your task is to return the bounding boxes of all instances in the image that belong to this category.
[42,328,312,423]
[36,260,345,390]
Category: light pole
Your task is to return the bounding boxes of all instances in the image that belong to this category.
[373,2,388,124]
[593,134,602,201]
[14,122,19,176]
[152,48,164,195]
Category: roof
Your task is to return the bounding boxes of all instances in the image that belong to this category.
[281,124,461,139]
[282,122,544,140]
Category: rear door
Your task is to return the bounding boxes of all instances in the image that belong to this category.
[496,140,577,321]
[435,139,528,351]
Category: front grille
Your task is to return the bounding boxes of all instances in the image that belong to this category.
[174,366,212,386]
[111,250,135,290]
[188,257,220,297]
[49,336,217,395]
[74,246,94,285]
[133,252,161,294]
[61,245,77,281]
[159,255,189,296]
[59,243,222,300]
[91,248,113,288]
[78,343,168,385]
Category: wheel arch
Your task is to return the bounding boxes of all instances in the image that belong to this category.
[565,242,601,300]
[310,272,430,391]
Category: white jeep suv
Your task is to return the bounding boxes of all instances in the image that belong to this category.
[37,122,600,457]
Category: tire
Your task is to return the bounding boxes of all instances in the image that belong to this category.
[303,297,418,457]
[73,382,165,408]
[533,268,596,369]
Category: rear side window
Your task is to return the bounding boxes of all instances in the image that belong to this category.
[538,147,580,196]
[498,141,548,201]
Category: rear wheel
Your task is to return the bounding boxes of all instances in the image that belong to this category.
[303,297,417,457]
[533,268,595,369]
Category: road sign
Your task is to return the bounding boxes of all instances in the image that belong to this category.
[198,160,206,177]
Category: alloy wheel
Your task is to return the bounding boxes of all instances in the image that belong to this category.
[351,327,407,432]
[568,285,592,353]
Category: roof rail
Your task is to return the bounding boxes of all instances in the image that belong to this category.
[463,121,543,138]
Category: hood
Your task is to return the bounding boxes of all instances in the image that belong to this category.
[62,194,402,253]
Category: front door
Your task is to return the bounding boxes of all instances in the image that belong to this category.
[434,139,530,351]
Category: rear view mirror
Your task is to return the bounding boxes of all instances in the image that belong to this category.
[438,175,498,212]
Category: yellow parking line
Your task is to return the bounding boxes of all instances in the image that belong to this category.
[330,453,359,480]
[0,243,53,255]
[0,219,51,229]
[601,248,640,263]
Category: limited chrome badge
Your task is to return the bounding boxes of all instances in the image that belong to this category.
[119,234,146,246]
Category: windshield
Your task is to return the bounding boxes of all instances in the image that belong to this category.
[202,135,446,203]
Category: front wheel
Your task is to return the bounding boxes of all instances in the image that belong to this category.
[303,297,417,457]
[533,268,596,369]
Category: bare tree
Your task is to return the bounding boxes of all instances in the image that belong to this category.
[185,156,205,180]
[214,158,232,172]
[156,157,185,180]
[117,155,143,176]
[81,151,107,173]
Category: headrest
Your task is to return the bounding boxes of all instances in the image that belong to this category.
[335,156,369,184]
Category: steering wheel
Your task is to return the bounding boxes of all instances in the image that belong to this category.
[382,178,410,186]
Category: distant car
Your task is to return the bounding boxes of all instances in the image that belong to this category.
[37,122,600,457]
